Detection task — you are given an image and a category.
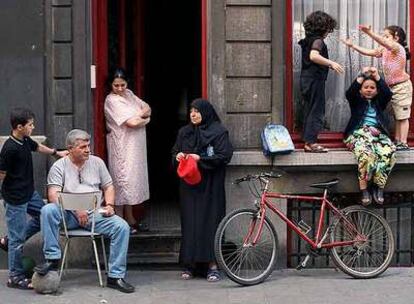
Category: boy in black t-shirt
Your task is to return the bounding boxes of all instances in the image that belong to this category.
[0,108,68,289]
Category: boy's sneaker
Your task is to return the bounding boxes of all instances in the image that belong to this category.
[395,142,410,151]
[0,236,8,252]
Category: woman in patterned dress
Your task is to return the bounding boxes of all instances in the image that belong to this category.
[344,67,396,206]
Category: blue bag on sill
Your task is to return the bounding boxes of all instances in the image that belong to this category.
[261,123,294,156]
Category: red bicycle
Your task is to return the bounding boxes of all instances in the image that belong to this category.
[214,172,394,286]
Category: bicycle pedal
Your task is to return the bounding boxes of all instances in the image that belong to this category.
[296,255,310,271]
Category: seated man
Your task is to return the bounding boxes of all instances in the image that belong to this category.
[34,129,134,293]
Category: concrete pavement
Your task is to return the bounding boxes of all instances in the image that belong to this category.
[1,268,414,304]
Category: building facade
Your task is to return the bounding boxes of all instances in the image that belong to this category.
[1,0,414,268]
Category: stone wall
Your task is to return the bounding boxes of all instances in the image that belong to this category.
[210,0,285,150]
[46,0,92,150]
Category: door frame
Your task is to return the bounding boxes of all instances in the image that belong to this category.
[91,0,208,158]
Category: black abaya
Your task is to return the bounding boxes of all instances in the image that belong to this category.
[171,100,233,265]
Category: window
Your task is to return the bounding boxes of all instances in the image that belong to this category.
[286,0,412,145]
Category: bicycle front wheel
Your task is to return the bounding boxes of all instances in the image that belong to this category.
[214,208,278,286]
[330,205,394,279]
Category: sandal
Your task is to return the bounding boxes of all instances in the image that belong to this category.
[129,225,138,235]
[180,269,193,280]
[0,236,8,252]
[7,276,33,290]
[206,268,221,282]
[129,222,149,234]
[137,222,149,232]
[395,142,409,151]
[361,189,372,207]
[304,143,328,153]
[372,187,384,205]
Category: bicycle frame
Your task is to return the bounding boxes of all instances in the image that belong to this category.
[218,174,395,285]
[247,179,366,250]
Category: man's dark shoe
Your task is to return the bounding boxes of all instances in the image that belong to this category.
[33,260,60,276]
[106,277,135,293]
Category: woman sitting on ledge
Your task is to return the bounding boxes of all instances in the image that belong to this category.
[344,67,396,206]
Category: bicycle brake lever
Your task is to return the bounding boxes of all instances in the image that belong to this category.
[233,176,249,184]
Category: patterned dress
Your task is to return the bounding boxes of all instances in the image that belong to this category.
[104,89,150,205]
[344,77,395,189]
[344,126,396,188]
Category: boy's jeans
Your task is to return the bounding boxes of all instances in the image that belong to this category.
[4,191,44,278]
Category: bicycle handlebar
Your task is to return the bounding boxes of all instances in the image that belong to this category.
[233,172,282,184]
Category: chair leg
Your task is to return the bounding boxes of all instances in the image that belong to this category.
[59,239,70,280]
[92,237,103,287]
[100,236,108,275]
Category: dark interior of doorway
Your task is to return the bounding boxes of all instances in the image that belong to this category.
[108,0,201,230]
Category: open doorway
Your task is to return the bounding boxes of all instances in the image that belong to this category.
[105,0,202,230]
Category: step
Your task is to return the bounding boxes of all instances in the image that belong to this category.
[128,230,181,265]
[129,229,181,240]
[95,230,182,266]
[94,230,182,266]
[127,252,179,265]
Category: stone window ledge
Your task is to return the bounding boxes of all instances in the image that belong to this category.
[229,149,414,167]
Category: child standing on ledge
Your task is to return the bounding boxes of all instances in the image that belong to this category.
[299,10,344,153]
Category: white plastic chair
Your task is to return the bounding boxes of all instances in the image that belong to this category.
[58,191,108,287]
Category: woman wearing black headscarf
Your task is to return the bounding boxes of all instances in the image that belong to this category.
[172,99,233,282]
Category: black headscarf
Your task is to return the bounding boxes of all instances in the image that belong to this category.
[192,98,221,125]
[180,99,227,154]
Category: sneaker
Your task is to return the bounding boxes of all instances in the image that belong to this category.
[0,236,8,252]
[33,259,60,276]
[361,189,372,206]
[372,187,384,205]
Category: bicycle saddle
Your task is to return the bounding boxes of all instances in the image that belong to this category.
[309,178,339,189]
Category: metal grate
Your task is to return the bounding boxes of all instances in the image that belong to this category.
[287,192,414,268]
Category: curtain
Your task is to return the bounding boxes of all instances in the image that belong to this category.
[293,0,408,133]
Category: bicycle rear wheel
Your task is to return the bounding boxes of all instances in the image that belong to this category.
[330,205,394,278]
[214,208,278,286]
